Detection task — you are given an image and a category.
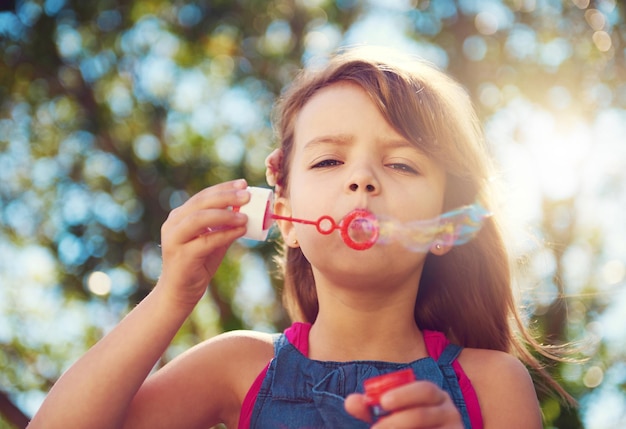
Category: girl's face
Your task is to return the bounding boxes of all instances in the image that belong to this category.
[276,81,447,285]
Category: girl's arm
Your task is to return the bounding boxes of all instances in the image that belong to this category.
[28,180,251,429]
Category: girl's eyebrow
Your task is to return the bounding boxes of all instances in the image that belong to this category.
[379,137,429,159]
[303,134,353,150]
[302,134,425,156]
[382,138,420,150]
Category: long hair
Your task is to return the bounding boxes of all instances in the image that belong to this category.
[271,46,574,404]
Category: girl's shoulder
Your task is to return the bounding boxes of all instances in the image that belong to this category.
[200,330,275,424]
[181,329,275,371]
[202,329,275,354]
[195,329,276,389]
[458,348,542,428]
[458,347,529,379]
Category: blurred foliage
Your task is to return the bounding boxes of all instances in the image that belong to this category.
[1,0,625,428]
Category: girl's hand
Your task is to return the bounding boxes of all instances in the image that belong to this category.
[345,381,464,429]
[156,179,251,309]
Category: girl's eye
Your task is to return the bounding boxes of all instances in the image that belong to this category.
[312,159,343,168]
[387,163,419,174]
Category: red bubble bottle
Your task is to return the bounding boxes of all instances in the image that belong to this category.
[363,368,416,418]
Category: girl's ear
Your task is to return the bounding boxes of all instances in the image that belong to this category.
[273,196,299,248]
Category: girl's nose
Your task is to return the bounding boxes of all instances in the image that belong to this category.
[347,168,380,194]
[349,183,376,192]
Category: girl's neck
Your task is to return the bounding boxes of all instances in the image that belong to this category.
[305,262,427,362]
[307,293,427,363]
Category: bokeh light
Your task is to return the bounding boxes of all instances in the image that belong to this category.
[87,271,112,296]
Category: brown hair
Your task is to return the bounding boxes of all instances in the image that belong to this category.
[271,46,573,404]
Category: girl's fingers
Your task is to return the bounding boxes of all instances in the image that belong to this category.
[169,179,250,221]
[345,382,447,425]
[163,180,250,241]
[179,224,248,272]
[191,178,249,208]
[344,394,373,424]
[371,382,462,429]
[371,401,461,429]
[169,208,248,245]
[380,381,447,410]
[156,180,253,308]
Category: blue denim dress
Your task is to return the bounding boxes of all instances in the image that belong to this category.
[249,330,473,428]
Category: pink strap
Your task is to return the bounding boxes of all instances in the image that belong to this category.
[423,330,483,429]
[284,322,310,355]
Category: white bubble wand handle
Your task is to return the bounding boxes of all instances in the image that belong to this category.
[236,187,275,241]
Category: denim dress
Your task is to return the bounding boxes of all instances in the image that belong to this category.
[248,329,473,428]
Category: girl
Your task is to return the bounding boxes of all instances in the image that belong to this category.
[29,47,572,429]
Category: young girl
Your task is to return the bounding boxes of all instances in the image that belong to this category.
[29,47,572,429]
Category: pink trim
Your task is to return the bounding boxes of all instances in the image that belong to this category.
[238,362,269,429]
[423,330,483,429]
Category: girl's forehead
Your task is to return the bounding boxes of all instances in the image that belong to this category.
[293,81,410,144]
[293,95,392,150]
[301,81,370,112]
